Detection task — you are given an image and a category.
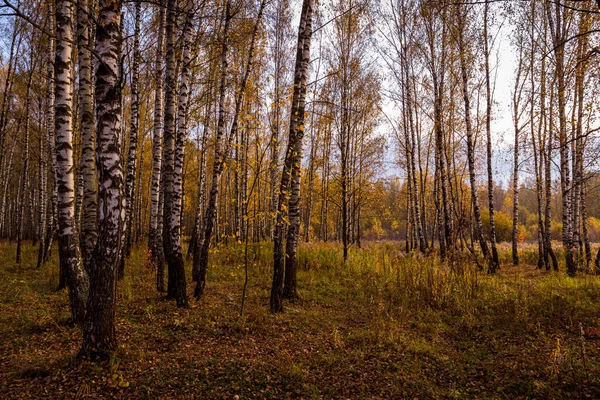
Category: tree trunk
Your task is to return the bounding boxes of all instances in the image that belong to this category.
[54,0,89,324]
[188,98,211,259]
[81,0,124,359]
[511,37,526,266]
[37,39,50,268]
[406,72,425,253]
[44,4,59,265]
[16,66,34,264]
[271,0,313,312]
[546,0,575,276]
[544,73,558,271]
[528,1,545,269]
[283,0,315,297]
[456,4,489,262]
[119,0,141,280]
[45,30,59,268]
[573,11,588,268]
[150,0,166,292]
[193,3,233,299]
[162,0,187,305]
[167,0,195,307]
[483,0,499,273]
[581,184,592,268]
[77,0,98,272]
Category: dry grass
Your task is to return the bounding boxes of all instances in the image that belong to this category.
[1,239,600,399]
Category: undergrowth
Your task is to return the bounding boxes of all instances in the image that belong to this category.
[1,239,600,399]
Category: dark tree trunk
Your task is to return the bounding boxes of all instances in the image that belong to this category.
[80,0,124,359]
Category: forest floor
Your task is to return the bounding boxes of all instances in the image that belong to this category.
[1,240,600,399]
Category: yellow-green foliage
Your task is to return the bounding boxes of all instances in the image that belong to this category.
[481,209,513,242]
[586,217,600,242]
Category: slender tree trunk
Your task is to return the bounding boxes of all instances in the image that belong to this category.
[271,0,313,312]
[304,130,317,243]
[544,83,558,271]
[483,0,499,273]
[16,67,34,264]
[511,133,519,265]
[44,14,59,266]
[119,0,141,279]
[573,11,588,268]
[235,130,243,241]
[283,0,314,297]
[55,0,90,324]
[406,75,425,253]
[547,1,575,276]
[134,129,145,244]
[150,0,166,292]
[188,125,207,258]
[456,4,489,262]
[511,41,526,266]
[581,184,592,268]
[162,0,183,302]
[435,71,448,256]
[166,0,195,307]
[0,135,15,237]
[77,0,98,272]
[320,124,332,242]
[240,113,249,242]
[341,91,350,262]
[37,62,50,268]
[529,1,545,269]
[188,100,210,259]
[532,107,545,269]
[193,3,232,298]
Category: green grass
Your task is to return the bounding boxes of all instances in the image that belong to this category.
[1,239,600,399]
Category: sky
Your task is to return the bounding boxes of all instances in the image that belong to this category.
[374,2,520,189]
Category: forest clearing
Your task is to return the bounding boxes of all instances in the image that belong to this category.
[2,240,600,399]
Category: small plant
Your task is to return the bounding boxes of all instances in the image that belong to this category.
[548,338,565,383]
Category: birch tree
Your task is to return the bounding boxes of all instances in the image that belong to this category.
[120,0,142,279]
[483,0,500,273]
[81,0,124,358]
[271,0,313,312]
[150,0,166,292]
[455,3,490,263]
[54,0,89,324]
[162,0,188,305]
[77,0,97,271]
